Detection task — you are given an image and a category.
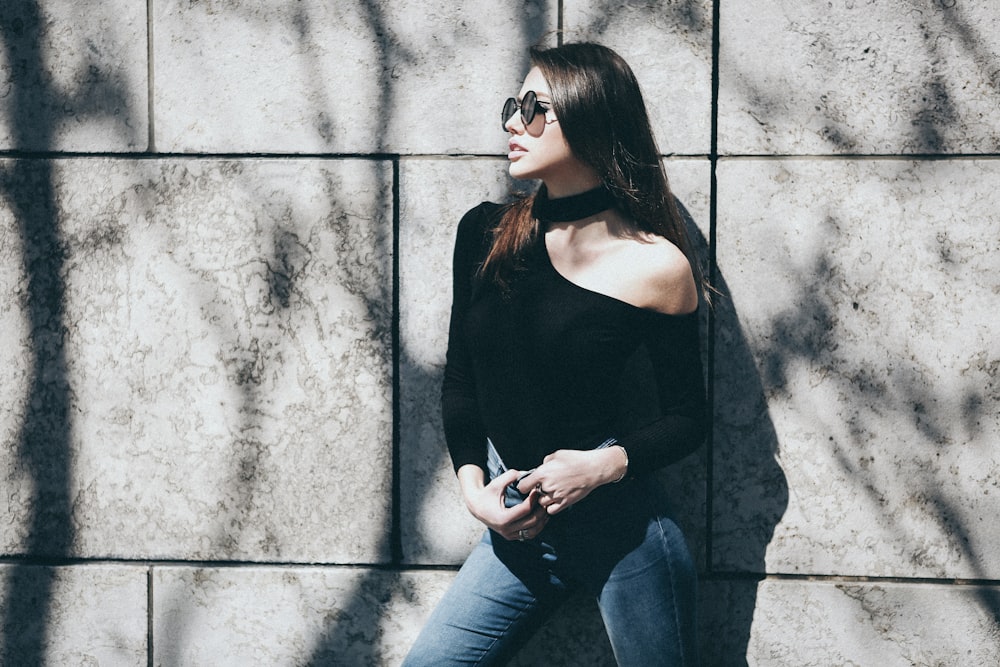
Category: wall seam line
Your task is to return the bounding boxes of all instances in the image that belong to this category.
[146,0,155,153]
[2,151,998,161]
[147,565,154,667]
[390,156,403,565]
[705,0,722,577]
[557,0,564,44]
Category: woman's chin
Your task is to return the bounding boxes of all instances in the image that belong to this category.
[508,162,536,182]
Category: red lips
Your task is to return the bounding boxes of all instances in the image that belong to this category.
[508,139,527,159]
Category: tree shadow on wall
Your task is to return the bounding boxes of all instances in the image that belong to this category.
[294,3,408,665]
[753,207,1000,645]
[721,0,1000,647]
[0,156,71,667]
[0,1,136,662]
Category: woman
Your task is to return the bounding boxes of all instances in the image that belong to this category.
[404,42,706,666]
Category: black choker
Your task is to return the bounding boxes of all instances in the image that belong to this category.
[531,184,616,223]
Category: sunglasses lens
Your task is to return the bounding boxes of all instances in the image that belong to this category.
[502,98,518,129]
[521,91,537,126]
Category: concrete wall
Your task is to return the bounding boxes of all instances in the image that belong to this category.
[1,1,997,664]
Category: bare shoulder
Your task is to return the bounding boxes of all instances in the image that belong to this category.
[619,235,698,315]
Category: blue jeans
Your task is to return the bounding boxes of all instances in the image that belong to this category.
[403,444,699,666]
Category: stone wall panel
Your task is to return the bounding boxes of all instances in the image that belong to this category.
[0,1,147,152]
[153,0,555,155]
[0,564,147,665]
[714,158,1000,578]
[153,565,447,666]
[564,1,714,155]
[719,1,1000,155]
[0,157,394,563]
[702,579,1000,666]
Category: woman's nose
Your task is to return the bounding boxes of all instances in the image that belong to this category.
[505,112,523,134]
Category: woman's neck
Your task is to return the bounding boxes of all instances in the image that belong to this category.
[540,163,603,199]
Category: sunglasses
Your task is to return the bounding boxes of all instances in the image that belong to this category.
[501,90,550,130]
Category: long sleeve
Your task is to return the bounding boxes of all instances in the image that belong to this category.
[440,203,502,472]
[608,311,707,477]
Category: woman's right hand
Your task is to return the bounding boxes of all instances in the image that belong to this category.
[456,465,549,541]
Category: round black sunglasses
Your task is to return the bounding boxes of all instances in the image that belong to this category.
[501,90,548,130]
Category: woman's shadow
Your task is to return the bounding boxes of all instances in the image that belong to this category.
[689,197,789,665]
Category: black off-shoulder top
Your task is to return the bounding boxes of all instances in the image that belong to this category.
[441,201,706,477]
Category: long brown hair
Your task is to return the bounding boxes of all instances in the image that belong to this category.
[481,42,706,299]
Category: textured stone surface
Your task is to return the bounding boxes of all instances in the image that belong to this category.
[0,0,147,151]
[701,578,1000,666]
[153,0,554,154]
[153,565,450,666]
[2,2,998,664]
[564,0,714,155]
[398,158,711,565]
[714,159,1000,578]
[0,158,394,563]
[0,564,147,666]
[719,1,1000,155]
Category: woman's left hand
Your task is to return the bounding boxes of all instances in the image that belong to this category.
[515,447,626,515]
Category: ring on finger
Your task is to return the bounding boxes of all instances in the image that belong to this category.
[518,529,528,541]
